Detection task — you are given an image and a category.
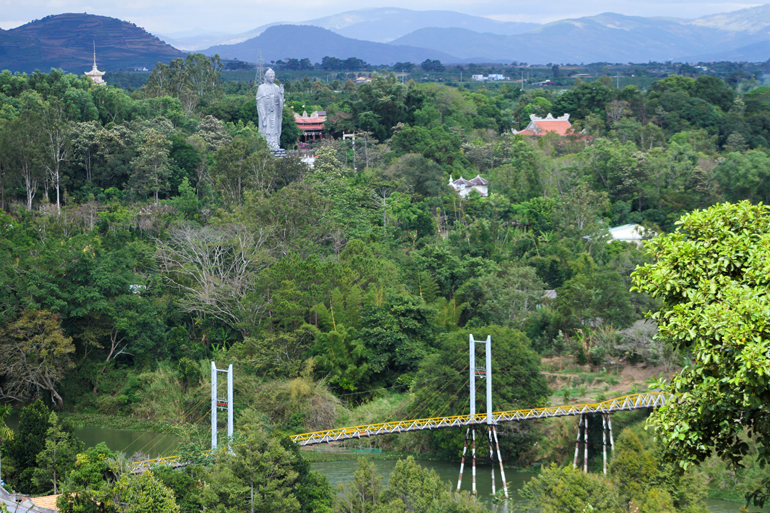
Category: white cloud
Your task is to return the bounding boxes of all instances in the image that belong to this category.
[0,0,768,33]
[0,20,27,29]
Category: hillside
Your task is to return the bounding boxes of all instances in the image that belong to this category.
[691,3,770,35]
[391,13,770,63]
[203,24,459,65]
[0,13,184,73]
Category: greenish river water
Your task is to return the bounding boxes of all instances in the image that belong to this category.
[5,416,759,512]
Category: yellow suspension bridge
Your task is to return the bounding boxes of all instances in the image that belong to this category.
[132,392,670,472]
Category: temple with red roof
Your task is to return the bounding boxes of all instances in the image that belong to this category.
[294,111,326,142]
[513,113,572,137]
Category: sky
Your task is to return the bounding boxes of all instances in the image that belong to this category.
[0,0,764,34]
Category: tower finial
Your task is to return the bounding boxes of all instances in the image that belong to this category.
[93,41,96,68]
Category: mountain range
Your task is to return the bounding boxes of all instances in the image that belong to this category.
[4,5,770,74]
[203,25,456,66]
[196,6,770,65]
[390,13,770,63]
[157,8,538,51]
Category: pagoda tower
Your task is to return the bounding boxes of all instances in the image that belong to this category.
[84,42,106,86]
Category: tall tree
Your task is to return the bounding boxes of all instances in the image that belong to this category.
[632,201,770,507]
[5,112,44,210]
[3,400,51,492]
[155,224,270,337]
[33,412,84,494]
[0,404,12,484]
[40,99,71,214]
[130,128,171,204]
[0,310,75,407]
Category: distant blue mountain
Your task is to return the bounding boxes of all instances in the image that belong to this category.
[301,8,538,43]
[203,25,459,65]
[390,13,770,63]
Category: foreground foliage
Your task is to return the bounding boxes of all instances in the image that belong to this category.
[633,201,770,506]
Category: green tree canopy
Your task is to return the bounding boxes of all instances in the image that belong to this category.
[632,201,770,506]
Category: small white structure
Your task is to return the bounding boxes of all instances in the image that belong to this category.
[608,224,649,245]
[449,175,489,197]
[470,74,506,82]
[84,43,106,86]
[301,155,316,168]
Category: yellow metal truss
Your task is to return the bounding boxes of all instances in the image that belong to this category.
[289,392,670,446]
[132,392,669,471]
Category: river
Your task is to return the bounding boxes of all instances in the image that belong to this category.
[4,416,759,512]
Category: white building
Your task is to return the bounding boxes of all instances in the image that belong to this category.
[449,175,489,197]
[488,74,506,81]
[471,74,486,82]
[608,224,650,246]
[84,44,106,86]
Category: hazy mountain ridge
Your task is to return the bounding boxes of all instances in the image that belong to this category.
[203,24,458,65]
[691,4,770,35]
[390,11,770,63]
[155,8,538,51]
[301,8,538,43]
[6,5,770,74]
[0,13,183,73]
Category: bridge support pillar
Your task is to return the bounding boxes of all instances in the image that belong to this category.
[573,414,584,469]
[471,427,477,495]
[458,335,507,499]
[492,425,508,499]
[211,362,217,451]
[583,414,588,473]
[602,413,608,475]
[211,362,234,452]
[456,428,470,491]
[488,427,495,495]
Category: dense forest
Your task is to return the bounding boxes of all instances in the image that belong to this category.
[1,53,770,512]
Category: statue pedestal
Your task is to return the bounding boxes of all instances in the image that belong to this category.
[271,148,287,158]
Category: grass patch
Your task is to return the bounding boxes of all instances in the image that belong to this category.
[61,412,189,433]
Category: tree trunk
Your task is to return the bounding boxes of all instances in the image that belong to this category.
[54,163,61,215]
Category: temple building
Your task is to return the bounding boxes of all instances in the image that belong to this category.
[84,44,106,86]
[294,110,326,142]
[449,175,489,197]
[512,113,572,136]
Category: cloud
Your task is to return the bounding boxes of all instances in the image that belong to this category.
[0,20,27,29]
[0,0,766,33]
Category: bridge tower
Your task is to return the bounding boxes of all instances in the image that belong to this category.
[456,335,508,499]
[211,362,234,452]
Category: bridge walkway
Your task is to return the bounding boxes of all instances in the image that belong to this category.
[133,392,669,471]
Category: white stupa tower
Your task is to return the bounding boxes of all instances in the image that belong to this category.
[85,42,106,86]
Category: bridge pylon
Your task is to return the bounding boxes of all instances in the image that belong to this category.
[211,362,234,452]
[456,335,508,499]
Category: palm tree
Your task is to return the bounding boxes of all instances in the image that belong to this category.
[0,405,13,485]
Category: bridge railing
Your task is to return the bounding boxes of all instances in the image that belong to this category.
[132,392,671,470]
[290,392,670,446]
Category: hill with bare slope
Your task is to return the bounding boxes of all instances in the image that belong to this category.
[0,13,184,73]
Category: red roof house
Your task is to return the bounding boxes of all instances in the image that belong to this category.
[294,110,326,141]
[513,113,573,137]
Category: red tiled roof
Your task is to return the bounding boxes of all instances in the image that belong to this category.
[297,124,325,131]
[513,114,573,137]
[294,117,325,124]
[31,494,61,510]
[531,120,572,136]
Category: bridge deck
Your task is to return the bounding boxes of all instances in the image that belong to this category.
[132,392,669,471]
